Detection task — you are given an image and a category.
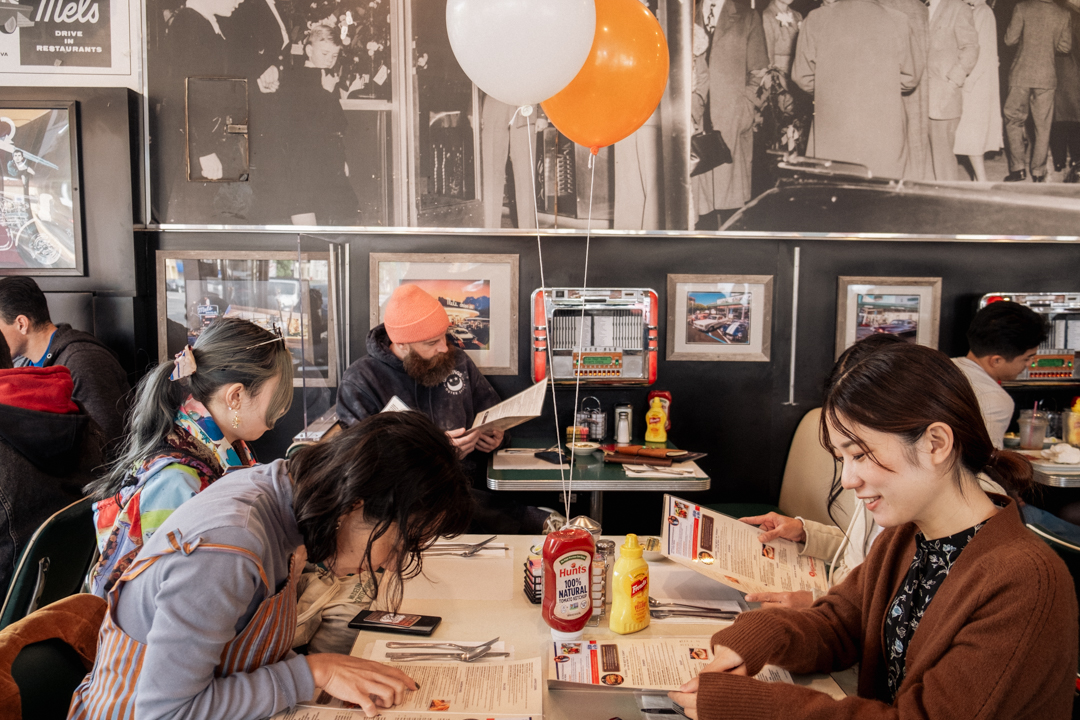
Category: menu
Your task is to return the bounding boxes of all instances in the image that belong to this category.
[661,494,828,596]
[470,380,548,434]
[546,636,792,691]
[274,657,543,720]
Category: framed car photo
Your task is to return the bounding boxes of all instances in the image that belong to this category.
[835,276,942,358]
[369,253,519,375]
[666,274,774,362]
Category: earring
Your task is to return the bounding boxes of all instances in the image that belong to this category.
[232,407,240,429]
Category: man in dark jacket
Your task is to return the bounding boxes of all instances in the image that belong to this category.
[337,284,553,533]
[0,334,104,594]
[0,277,131,448]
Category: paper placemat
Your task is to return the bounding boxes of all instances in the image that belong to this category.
[493,451,570,470]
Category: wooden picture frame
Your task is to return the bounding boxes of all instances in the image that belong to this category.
[369,252,519,375]
[666,274,774,362]
[835,276,942,358]
[156,250,339,388]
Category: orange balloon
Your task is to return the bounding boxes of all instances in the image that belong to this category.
[541,0,669,153]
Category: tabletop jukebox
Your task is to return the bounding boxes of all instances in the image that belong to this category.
[531,287,658,386]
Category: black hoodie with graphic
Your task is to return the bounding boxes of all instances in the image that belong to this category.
[336,325,502,431]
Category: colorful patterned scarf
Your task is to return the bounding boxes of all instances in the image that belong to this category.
[89,396,255,595]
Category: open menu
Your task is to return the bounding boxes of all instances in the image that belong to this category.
[274,657,543,720]
[470,380,548,434]
[661,494,829,596]
[547,636,792,692]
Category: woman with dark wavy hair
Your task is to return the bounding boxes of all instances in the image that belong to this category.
[671,343,1078,720]
[70,411,472,720]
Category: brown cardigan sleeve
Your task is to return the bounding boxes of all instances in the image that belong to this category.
[693,510,1078,720]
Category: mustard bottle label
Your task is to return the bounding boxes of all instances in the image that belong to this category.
[630,572,649,623]
[553,551,592,620]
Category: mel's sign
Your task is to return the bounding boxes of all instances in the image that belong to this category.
[18,0,111,67]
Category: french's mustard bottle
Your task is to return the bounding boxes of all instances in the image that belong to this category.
[644,398,667,444]
[609,534,650,634]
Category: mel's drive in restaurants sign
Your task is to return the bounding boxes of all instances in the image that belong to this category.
[0,0,129,73]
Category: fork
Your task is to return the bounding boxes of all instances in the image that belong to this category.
[650,609,738,620]
[649,598,730,611]
[425,544,500,558]
[387,648,509,662]
[385,636,499,652]
[427,535,497,552]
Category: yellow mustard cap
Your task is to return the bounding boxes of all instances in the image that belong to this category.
[621,533,643,558]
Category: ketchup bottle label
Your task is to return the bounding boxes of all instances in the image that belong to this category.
[552,551,592,620]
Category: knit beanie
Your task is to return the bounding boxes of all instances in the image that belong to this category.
[383,284,450,344]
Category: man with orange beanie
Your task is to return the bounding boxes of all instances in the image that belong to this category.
[337,284,554,533]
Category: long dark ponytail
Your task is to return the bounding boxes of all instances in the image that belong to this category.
[88,317,294,499]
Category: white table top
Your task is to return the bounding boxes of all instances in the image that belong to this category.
[349,534,849,719]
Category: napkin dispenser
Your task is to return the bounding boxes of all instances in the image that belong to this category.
[531,287,658,386]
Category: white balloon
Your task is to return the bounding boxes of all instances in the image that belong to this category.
[446,0,596,107]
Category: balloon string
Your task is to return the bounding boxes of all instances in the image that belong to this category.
[565,154,595,521]
[524,111,570,516]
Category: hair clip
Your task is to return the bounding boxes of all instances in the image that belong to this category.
[170,345,197,381]
[245,323,286,350]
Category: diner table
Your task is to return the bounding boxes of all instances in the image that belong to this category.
[488,439,711,523]
[345,534,851,720]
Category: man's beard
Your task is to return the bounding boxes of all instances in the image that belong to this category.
[402,344,458,387]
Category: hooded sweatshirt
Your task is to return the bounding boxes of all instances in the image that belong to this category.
[336,325,502,431]
[0,366,104,593]
[17,323,132,447]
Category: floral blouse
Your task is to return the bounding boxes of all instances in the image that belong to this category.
[883,521,986,699]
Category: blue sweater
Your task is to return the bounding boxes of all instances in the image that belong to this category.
[113,459,314,720]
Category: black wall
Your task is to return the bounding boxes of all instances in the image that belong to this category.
[141,230,1080,534]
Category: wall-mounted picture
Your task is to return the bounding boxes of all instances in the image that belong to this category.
[156,251,339,387]
[667,274,773,362]
[370,253,518,374]
[836,277,942,358]
[0,102,83,275]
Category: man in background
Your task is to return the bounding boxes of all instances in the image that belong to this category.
[952,300,1046,447]
[1003,0,1072,181]
[337,284,557,534]
[0,277,130,449]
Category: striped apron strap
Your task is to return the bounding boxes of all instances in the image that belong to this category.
[68,531,278,720]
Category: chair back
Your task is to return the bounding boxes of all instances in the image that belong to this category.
[0,593,106,720]
[777,408,852,527]
[0,497,97,631]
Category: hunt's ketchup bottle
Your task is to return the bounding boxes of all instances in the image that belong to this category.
[542,527,595,641]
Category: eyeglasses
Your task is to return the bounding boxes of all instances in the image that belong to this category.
[245,323,285,350]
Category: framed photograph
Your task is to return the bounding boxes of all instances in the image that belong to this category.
[156,251,339,388]
[835,276,942,358]
[370,253,519,375]
[666,274,773,362]
[0,101,84,275]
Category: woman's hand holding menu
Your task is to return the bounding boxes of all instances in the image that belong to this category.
[666,646,747,719]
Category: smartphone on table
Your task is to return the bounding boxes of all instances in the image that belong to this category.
[348,609,442,636]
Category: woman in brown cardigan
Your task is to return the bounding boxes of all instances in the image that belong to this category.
[671,343,1078,720]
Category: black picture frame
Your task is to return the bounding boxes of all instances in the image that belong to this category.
[0,100,84,276]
